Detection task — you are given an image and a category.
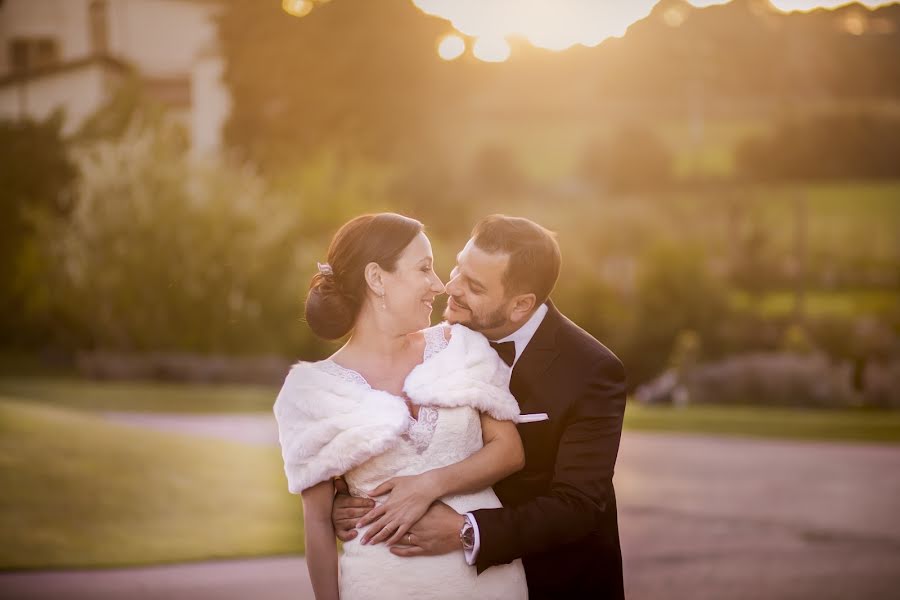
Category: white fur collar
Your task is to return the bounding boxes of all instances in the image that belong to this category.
[404,324,520,421]
[273,324,519,494]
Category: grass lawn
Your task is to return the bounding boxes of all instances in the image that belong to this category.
[0,397,301,570]
[0,377,276,414]
[729,289,900,318]
[625,402,900,443]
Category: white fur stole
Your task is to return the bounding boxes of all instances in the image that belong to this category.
[273,324,519,494]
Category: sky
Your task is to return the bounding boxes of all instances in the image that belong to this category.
[411,0,898,61]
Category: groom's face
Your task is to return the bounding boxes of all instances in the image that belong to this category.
[443,238,512,336]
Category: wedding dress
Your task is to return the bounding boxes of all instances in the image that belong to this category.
[274,324,528,600]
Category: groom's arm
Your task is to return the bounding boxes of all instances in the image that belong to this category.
[471,356,626,570]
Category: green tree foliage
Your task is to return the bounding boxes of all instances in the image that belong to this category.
[219,0,457,170]
[469,144,528,197]
[624,243,731,383]
[0,113,78,347]
[599,0,900,101]
[579,126,673,194]
[38,118,304,355]
[737,112,900,182]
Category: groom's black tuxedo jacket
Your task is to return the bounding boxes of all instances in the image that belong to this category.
[472,301,627,600]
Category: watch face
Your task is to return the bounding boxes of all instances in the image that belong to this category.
[461,523,475,548]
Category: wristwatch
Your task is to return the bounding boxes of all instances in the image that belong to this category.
[460,516,475,551]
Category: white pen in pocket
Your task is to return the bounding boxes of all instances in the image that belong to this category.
[515,413,549,424]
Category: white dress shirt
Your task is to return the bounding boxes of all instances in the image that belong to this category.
[463,302,549,565]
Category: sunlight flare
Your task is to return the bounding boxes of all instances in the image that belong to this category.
[414,0,899,60]
[281,0,314,18]
[472,36,511,62]
[437,34,466,60]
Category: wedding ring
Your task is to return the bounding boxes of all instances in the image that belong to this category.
[406,533,412,544]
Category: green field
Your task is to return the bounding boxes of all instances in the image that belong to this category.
[624,402,900,443]
[0,377,276,414]
[0,397,300,570]
[452,114,771,182]
[729,289,900,318]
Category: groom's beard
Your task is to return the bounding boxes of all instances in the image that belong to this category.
[445,297,508,332]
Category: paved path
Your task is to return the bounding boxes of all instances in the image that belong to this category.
[617,433,900,600]
[4,415,900,599]
[102,411,279,446]
[0,557,313,600]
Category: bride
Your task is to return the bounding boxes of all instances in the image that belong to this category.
[273,213,529,599]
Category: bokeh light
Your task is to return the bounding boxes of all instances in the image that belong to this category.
[472,36,511,63]
[437,34,466,60]
[281,0,314,18]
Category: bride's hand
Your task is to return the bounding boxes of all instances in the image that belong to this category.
[357,472,439,546]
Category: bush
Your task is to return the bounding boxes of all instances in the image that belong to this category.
[737,112,900,182]
[683,352,856,408]
[579,126,673,194]
[0,113,78,348]
[622,243,731,384]
[38,117,305,355]
[863,360,900,409]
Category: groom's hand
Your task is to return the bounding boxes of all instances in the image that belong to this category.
[332,477,375,542]
[390,501,465,557]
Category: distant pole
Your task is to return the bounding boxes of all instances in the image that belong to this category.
[17,76,28,121]
[793,190,807,323]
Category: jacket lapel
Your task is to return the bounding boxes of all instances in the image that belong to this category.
[509,301,561,402]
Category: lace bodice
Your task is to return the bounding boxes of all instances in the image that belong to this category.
[317,326,449,454]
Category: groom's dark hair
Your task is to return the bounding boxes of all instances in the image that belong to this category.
[472,215,561,305]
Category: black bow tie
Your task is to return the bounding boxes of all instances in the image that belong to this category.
[490,341,516,367]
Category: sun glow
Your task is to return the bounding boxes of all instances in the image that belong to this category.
[473,36,511,62]
[282,0,314,18]
[412,0,898,62]
[437,34,466,60]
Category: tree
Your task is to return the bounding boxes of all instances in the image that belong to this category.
[39,117,304,355]
[579,126,673,194]
[736,113,900,182]
[624,243,730,383]
[219,0,458,170]
[0,113,77,347]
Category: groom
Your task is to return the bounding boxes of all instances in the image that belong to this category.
[333,215,627,599]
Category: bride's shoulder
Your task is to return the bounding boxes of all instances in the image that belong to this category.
[279,359,344,389]
[419,321,482,354]
[417,323,450,343]
[441,322,488,344]
[418,323,495,363]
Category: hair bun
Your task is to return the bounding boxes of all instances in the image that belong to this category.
[304,273,355,340]
[302,213,424,341]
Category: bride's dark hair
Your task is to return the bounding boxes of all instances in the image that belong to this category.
[305,213,424,340]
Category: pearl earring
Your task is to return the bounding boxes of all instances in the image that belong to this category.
[381,293,386,310]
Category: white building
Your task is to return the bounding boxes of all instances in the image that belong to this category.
[0,0,230,155]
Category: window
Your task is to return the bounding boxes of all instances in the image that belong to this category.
[8,38,60,73]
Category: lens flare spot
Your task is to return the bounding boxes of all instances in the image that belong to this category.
[282,0,313,18]
[473,37,511,63]
[438,34,466,60]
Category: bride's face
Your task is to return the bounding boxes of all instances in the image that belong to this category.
[380,232,445,333]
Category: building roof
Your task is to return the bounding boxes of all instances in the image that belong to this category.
[0,55,131,89]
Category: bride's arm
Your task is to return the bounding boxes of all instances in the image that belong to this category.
[427,414,525,496]
[301,480,340,600]
[358,414,524,546]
